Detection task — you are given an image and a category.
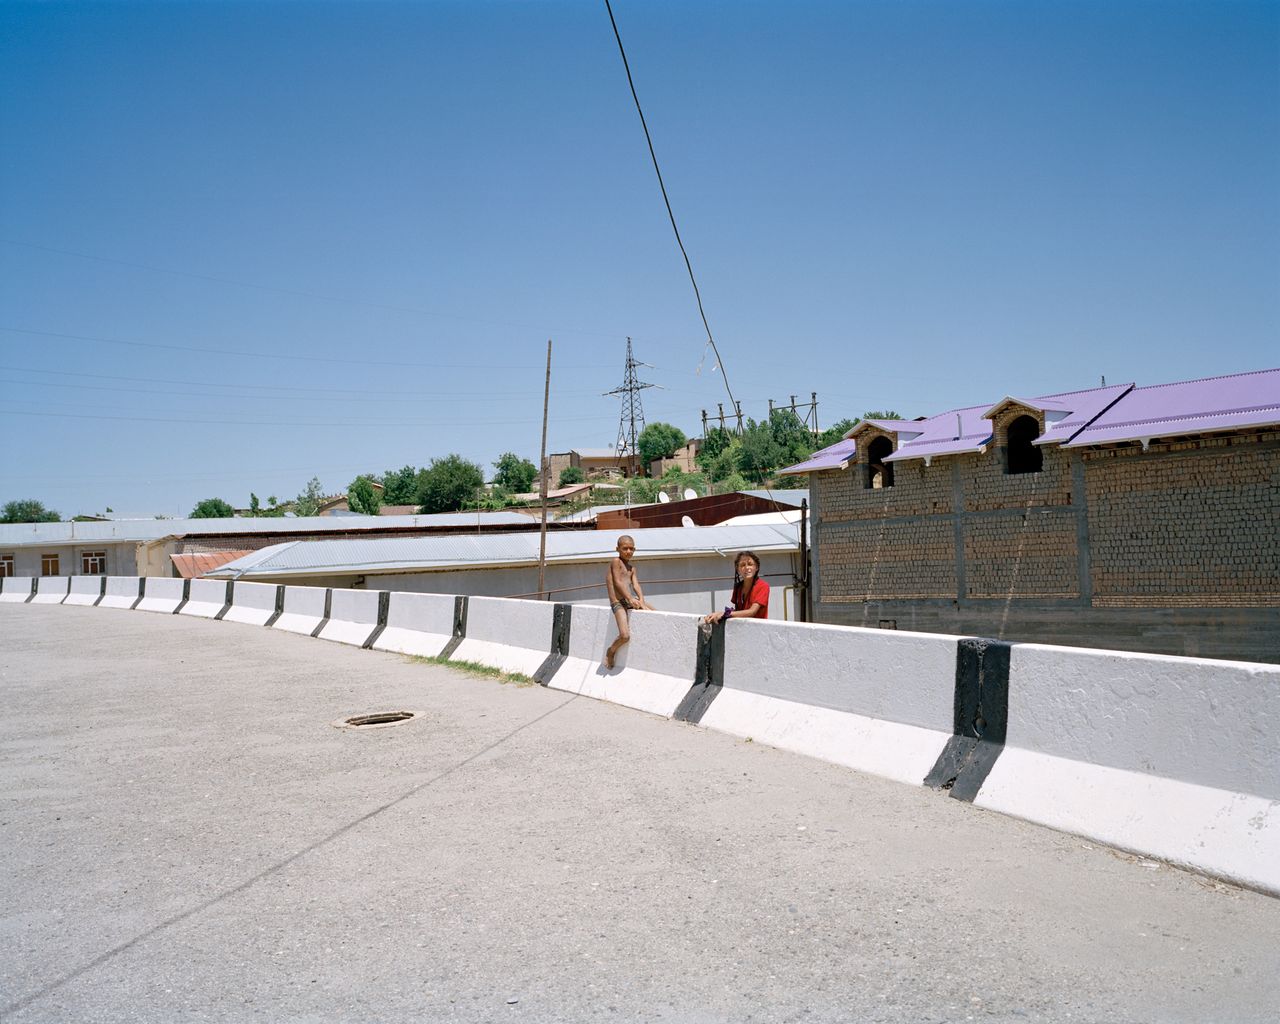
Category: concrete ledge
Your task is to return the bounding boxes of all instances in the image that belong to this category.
[450,596,554,676]
[547,606,699,718]
[273,586,328,635]
[64,576,104,607]
[30,576,71,605]
[0,577,34,603]
[371,591,458,657]
[222,581,279,626]
[316,589,381,647]
[180,579,231,619]
[136,577,186,614]
[100,576,144,610]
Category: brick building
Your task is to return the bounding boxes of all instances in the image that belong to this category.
[781,368,1280,663]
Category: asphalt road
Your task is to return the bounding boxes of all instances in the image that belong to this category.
[1,603,1277,1024]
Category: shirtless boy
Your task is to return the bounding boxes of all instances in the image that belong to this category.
[605,534,654,668]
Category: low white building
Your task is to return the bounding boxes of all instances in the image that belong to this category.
[207,523,803,619]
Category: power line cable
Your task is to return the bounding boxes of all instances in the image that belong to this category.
[603,0,739,423]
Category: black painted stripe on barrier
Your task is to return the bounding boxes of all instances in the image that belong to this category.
[93,576,107,606]
[57,577,71,604]
[673,620,726,724]
[172,579,192,615]
[263,585,286,627]
[213,581,234,620]
[438,595,469,659]
[923,637,1011,802]
[24,578,37,603]
[534,603,573,685]
[130,577,146,610]
[310,589,334,638]
[362,591,391,649]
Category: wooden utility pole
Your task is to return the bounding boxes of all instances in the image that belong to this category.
[537,339,552,599]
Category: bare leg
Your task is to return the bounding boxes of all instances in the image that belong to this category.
[605,606,630,669]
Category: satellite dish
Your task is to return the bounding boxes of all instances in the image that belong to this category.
[681,515,696,528]
[658,492,671,503]
[682,488,698,501]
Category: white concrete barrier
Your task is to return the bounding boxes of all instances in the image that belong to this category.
[546,606,700,717]
[30,576,71,604]
[372,592,455,657]
[64,576,104,606]
[0,576,35,603]
[316,589,381,647]
[178,578,231,619]
[221,581,280,626]
[449,596,554,676]
[99,576,143,610]
[974,644,1280,895]
[273,586,329,636]
[135,577,186,614]
[702,619,959,786]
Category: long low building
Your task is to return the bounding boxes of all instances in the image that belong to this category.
[0,510,551,580]
[207,523,803,618]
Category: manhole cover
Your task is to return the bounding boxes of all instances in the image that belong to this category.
[333,710,416,729]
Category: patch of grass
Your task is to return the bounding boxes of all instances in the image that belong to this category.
[406,654,536,687]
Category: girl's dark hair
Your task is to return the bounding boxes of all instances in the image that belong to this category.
[731,550,762,609]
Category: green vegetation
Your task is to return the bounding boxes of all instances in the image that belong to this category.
[407,654,535,687]
[381,465,421,505]
[293,477,325,517]
[416,454,485,513]
[1,499,60,523]
[637,421,686,467]
[347,475,382,515]
[189,497,235,519]
[492,452,537,494]
[557,465,585,487]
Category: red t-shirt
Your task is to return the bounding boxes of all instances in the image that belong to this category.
[733,578,770,619]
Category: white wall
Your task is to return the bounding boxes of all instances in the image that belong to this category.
[0,541,138,578]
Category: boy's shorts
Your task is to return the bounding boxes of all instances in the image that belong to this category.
[611,601,629,613]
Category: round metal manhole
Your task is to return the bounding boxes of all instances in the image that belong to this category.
[333,710,417,730]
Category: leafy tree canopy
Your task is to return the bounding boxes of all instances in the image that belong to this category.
[381,465,420,505]
[416,455,485,513]
[348,476,382,515]
[737,418,788,483]
[816,417,859,450]
[558,466,585,487]
[704,439,743,483]
[293,477,325,517]
[696,426,733,472]
[638,422,687,469]
[1,499,60,523]
[863,410,903,421]
[492,452,537,494]
[190,497,235,519]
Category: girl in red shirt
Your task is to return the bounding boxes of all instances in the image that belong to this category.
[703,550,770,624]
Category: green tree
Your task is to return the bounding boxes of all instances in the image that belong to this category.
[348,476,382,515]
[637,422,687,470]
[863,410,903,421]
[293,477,325,517]
[716,471,749,493]
[558,466,585,487]
[1,499,60,523]
[737,418,787,483]
[190,497,235,519]
[705,439,743,482]
[416,455,485,513]
[696,426,733,473]
[816,417,859,450]
[492,452,537,493]
[381,465,419,505]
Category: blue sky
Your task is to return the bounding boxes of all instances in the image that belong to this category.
[2,0,1276,516]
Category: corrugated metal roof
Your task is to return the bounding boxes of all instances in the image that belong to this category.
[171,550,253,579]
[777,439,856,475]
[1062,368,1280,448]
[208,523,799,580]
[742,489,809,506]
[0,510,537,548]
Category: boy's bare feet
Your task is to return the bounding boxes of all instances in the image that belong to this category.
[604,650,615,669]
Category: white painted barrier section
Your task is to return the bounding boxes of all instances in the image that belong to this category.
[372,592,455,657]
[450,596,553,676]
[136,577,186,614]
[30,576,71,604]
[179,578,230,619]
[316,589,380,646]
[547,606,699,717]
[702,620,958,786]
[975,644,1280,895]
[0,576,34,603]
[273,586,328,636]
[100,576,143,610]
[64,576,103,606]
[221,581,278,626]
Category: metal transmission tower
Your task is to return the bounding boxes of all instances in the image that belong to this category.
[604,338,656,478]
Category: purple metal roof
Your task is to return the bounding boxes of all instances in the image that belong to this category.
[1034,383,1134,446]
[883,404,993,463]
[1063,368,1280,448]
[777,438,857,475]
